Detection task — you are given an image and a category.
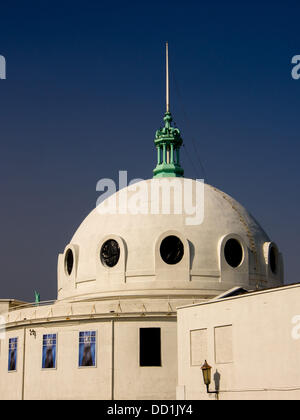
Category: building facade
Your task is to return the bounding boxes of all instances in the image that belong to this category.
[177,284,300,400]
[0,48,285,399]
[0,175,284,399]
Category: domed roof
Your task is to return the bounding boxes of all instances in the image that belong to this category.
[57,178,283,301]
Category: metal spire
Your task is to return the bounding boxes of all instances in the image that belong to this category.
[152,42,184,178]
[166,42,170,113]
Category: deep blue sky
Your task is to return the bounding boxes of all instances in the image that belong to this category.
[0,0,299,301]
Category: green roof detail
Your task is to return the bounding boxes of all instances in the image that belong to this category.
[153,111,184,178]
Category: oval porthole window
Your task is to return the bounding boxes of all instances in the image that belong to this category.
[65,249,74,276]
[269,246,277,274]
[100,239,120,268]
[224,238,243,268]
[160,235,184,265]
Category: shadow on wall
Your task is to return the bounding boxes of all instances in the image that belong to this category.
[188,240,195,268]
[214,370,221,392]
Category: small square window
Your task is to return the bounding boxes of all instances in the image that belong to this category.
[79,331,96,367]
[42,334,57,369]
[8,338,18,372]
[140,328,161,367]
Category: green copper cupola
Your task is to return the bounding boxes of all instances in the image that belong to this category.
[153,111,184,178]
[153,43,184,178]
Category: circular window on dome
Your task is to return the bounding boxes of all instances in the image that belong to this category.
[160,235,184,265]
[100,239,120,268]
[269,246,278,274]
[224,238,243,268]
[65,249,74,276]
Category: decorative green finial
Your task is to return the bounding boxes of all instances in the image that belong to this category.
[153,112,184,178]
[34,291,40,305]
[153,43,184,178]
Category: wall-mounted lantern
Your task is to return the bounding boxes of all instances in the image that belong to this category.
[201,360,219,398]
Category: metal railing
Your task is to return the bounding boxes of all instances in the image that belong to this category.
[9,300,57,312]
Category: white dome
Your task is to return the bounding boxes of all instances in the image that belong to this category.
[57,178,283,301]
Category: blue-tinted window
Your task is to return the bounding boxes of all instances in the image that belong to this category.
[42,334,57,369]
[79,331,96,367]
[8,338,18,371]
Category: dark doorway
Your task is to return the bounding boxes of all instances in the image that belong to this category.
[140,328,161,367]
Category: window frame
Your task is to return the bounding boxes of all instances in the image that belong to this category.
[8,337,18,373]
[41,333,58,371]
[78,330,97,369]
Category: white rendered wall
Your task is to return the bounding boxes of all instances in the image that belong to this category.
[0,315,177,400]
[177,284,300,400]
